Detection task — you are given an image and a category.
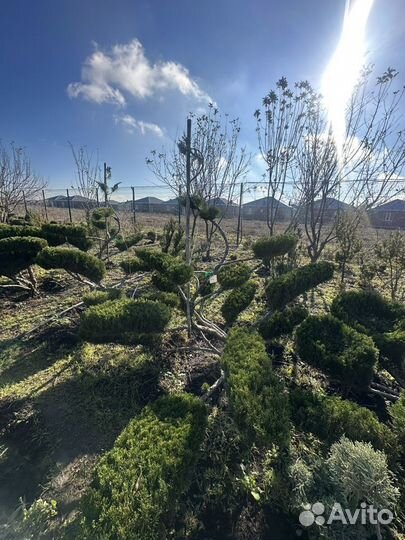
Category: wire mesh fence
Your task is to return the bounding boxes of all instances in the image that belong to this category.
[16,179,404,239]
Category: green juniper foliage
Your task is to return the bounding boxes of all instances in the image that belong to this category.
[0,224,42,239]
[295,314,378,390]
[80,298,171,343]
[221,281,257,324]
[252,234,297,265]
[290,387,391,450]
[258,304,308,340]
[82,288,123,307]
[0,222,91,250]
[114,232,143,252]
[81,393,207,540]
[217,263,251,289]
[331,289,405,334]
[331,289,405,367]
[40,222,91,251]
[266,261,334,309]
[222,327,290,448]
[36,247,105,282]
[121,249,192,287]
[0,236,48,277]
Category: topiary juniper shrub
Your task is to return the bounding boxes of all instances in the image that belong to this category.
[80,393,207,540]
[289,386,391,450]
[252,234,297,267]
[79,298,171,344]
[266,261,334,309]
[36,247,105,283]
[40,222,92,251]
[0,236,48,277]
[82,288,123,307]
[222,327,291,449]
[217,263,251,289]
[295,314,378,391]
[331,289,405,371]
[221,281,257,324]
[258,305,308,341]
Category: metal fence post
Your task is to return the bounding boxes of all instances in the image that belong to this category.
[178,186,182,225]
[131,186,136,227]
[42,189,48,222]
[66,189,73,223]
[236,182,244,245]
[22,190,28,215]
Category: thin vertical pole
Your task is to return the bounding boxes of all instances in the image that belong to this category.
[103,162,108,206]
[66,189,73,223]
[178,186,182,225]
[96,188,100,207]
[185,119,192,265]
[22,190,28,215]
[185,118,192,338]
[131,186,136,227]
[236,182,244,245]
[42,190,48,222]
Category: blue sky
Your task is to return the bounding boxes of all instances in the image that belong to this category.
[0,0,404,193]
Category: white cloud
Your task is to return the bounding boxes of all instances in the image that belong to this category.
[67,39,211,106]
[114,114,163,137]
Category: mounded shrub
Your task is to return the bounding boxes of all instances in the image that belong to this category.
[252,234,297,264]
[0,223,91,251]
[151,271,177,292]
[138,249,193,286]
[0,224,42,240]
[80,298,171,343]
[40,222,91,251]
[331,289,405,335]
[258,305,308,340]
[290,387,391,450]
[217,263,251,289]
[91,207,114,229]
[83,288,123,307]
[115,232,143,252]
[295,314,378,390]
[36,247,105,283]
[266,261,334,309]
[221,281,257,324]
[120,257,144,274]
[0,236,48,277]
[145,230,156,243]
[80,393,207,540]
[122,249,193,287]
[331,289,405,366]
[145,291,181,308]
[222,327,290,448]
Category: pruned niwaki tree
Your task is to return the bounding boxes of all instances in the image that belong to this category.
[69,142,100,224]
[0,141,46,223]
[254,78,313,235]
[294,65,405,262]
[146,104,250,258]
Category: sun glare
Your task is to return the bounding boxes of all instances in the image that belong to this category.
[321,0,374,161]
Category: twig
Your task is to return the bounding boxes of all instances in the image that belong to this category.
[201,370,225,402]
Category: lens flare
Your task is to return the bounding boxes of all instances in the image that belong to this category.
[322,0,374,161]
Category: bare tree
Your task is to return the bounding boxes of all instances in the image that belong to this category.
[147,105,250,257]
[294,66,405,262]
[69,143,101,223]
[0,141,46,223]
[254,78,313,234]
[148,105,249,201]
